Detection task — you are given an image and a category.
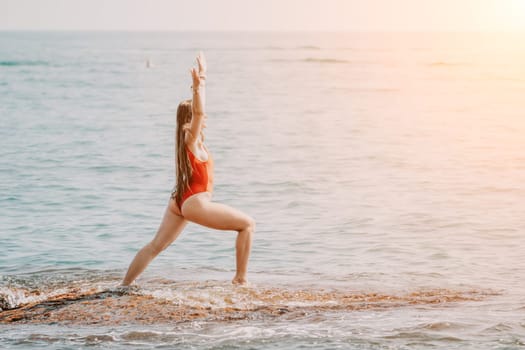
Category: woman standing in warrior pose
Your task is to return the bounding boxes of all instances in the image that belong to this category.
[121,52,255,286]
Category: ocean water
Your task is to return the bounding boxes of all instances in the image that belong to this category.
[1,31,525,349]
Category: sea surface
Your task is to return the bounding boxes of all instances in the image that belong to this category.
[1,31,525,349]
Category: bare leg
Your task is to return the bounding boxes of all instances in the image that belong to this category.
[233,225,253,284]
[121,198,187,286]
[181,193,255,284]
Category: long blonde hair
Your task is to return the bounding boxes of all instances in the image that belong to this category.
[174,100,193,205]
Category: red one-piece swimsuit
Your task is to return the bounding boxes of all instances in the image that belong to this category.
[175,145,214,210]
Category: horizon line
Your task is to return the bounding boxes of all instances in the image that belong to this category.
[1,29,525,34]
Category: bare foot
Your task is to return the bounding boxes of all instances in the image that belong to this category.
[232,276,247,285]
[112,283,139,294]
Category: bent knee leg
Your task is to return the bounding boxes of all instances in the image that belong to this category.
[183,198,255,232]
[241,216,256,233]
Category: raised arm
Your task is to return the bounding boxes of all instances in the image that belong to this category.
[187,52,207,145]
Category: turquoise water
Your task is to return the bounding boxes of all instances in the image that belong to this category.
[1,31,525,348]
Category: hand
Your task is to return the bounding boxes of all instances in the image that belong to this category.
[190,67,201,89]
[190,52,207,89]
[196,51,207,76]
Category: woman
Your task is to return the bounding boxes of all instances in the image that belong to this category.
[121,52,255,286]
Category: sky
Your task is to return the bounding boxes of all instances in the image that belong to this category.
[2,0,525,32]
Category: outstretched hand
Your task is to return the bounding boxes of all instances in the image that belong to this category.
[190,52,206,89]
[196,51,206,75]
